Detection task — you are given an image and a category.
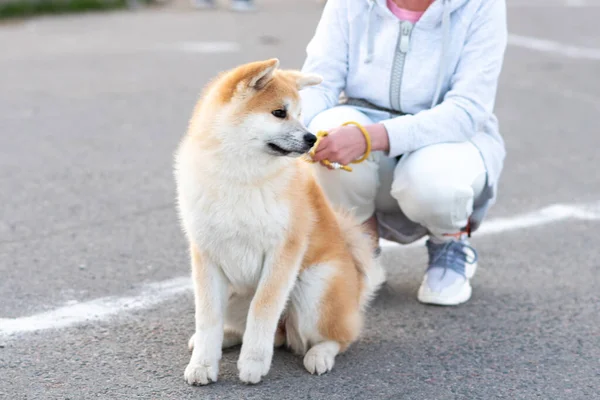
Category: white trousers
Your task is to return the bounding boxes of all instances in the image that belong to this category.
[308,106,487,237]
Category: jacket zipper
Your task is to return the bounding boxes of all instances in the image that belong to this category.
[389,20,413,113]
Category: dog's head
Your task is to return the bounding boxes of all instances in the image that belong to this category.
[202,58,322,158]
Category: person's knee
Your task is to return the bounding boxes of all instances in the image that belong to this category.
[391,169,475,234]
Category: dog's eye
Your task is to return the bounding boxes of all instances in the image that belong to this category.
[271,109,287,119]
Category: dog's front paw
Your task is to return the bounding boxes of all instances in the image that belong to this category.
[184,359,219,386]
[237,348,272,384]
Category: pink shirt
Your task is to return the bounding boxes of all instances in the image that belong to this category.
[386,0,425,23]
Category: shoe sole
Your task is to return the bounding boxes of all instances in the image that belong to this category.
[417,280,472,306]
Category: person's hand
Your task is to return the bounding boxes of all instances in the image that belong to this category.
[311,125,369,167]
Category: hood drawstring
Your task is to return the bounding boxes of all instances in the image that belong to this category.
[430,0,451,108]
[364,0,376,64]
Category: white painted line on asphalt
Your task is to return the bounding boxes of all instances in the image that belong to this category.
[2,42,241,60]
[565,0,587,6]
[508,34,600,61]
[169,41,241,54]
[380,200,600,248]
[0,277,191,337]
[2,200,599,338]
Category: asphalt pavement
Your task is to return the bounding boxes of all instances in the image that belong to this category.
[1,1,599,399]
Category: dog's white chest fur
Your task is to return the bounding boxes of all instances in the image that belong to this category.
[179,173,290,290]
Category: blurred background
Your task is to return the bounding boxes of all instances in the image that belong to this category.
[1,1,599,399]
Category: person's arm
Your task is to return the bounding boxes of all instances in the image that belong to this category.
[299,0,350,127]
[381,0,508,158]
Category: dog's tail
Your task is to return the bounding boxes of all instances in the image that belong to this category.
[335,209,386,310]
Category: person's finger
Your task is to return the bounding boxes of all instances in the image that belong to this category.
[341,156,355,166]
[311,138,332,161]
[312,148,331,162]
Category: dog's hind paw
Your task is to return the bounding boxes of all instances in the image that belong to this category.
[303,341,340,375]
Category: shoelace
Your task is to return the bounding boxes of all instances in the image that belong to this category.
[426,239,478,278]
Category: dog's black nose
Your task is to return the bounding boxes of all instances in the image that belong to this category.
[303,133,317,146]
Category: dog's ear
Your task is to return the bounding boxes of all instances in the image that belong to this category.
[295,73,323,90]
[244,58,280,90]
[283,70,323,90]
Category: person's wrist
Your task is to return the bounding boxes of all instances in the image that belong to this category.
[365,123,390,153]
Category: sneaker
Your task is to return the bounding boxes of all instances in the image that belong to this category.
[191,0,216,9]
[230,0,256,12]
[417,237,478,306]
